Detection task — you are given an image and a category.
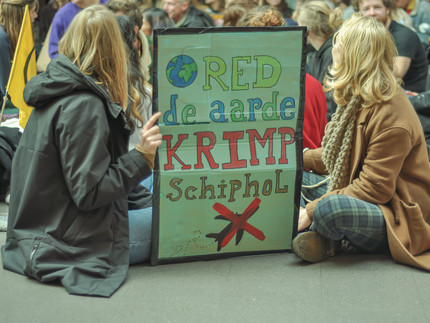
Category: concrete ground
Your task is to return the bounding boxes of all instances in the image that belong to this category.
[1,201,430,323]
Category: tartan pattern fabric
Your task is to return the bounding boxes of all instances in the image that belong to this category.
[301,171,329,207]
[301,171,389,253]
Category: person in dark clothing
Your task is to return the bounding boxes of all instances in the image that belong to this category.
[293,0,343,121]
[1,6,162,297]
[37,0,69,43]
[163,0,215,27]
[355,0,429,93]
[408,90,430,151]
[0,0,38,107]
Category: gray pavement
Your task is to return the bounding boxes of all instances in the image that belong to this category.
[1,200,430,323]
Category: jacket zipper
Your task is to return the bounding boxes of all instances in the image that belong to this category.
[29,239,41,268]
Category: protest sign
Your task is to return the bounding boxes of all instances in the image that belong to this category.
[151,27,306,265]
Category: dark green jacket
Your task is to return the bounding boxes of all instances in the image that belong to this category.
[1,54,151,297]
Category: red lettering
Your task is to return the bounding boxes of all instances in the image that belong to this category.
[222,131,247,169]
[278,127,295,164]
[163,134,192,170]
[246,128,276,166]
[194,132,219,169]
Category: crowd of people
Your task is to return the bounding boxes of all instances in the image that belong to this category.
[0,0,429,296]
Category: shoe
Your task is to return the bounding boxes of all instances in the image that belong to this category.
[292,231,340,263]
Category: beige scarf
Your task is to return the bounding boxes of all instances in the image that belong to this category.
[321,97,362,192]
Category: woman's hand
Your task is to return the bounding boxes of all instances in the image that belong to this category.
[136,112,162,169]
[298,207,312,232]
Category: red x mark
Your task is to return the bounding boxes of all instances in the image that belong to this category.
[211,198,266,249]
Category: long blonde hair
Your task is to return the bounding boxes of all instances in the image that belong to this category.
[0,0,38,60]
[321,15,400,191]
[58,6,128,109]
[293,1,343,41]
[324,14,399,108]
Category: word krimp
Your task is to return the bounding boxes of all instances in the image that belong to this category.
[163,127,294,171]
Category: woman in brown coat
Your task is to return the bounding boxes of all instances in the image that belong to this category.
[293,14,430,271]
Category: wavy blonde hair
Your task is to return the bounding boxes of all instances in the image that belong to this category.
[321,14,400,191]
[324,14,399,108]
[0,0,38,60]
[293,1,343,41]
[58,6,128,109]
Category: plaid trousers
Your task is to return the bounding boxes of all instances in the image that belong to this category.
[301,171,389,253]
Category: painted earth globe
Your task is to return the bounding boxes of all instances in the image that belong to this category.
[166,55,198,88]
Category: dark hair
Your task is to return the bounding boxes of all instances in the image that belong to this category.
[116,15,148,128]
[143,7,175,31]
[263,0,293,18]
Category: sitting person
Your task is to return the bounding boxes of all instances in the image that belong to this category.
[162,0,215,27]
[293,0,344,121]
[407,89,430,153]
[48,0,108,58]
[106,0,152,83]
[0,0,38,107]
[354,0,428,93]
[142,7,175,37]
[292,15,430,273]
[1,6,162,297]
[238,6,327,149]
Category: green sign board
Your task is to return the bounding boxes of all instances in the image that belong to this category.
[151,27,306,265]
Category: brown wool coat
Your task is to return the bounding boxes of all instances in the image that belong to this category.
[304,88,430,271]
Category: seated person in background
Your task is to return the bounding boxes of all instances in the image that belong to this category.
[222,3,248,25]
[222,0,256,26]
[410,0,430,49]
[106,0,152,83]
[238,6,328,149]
[163,0,215,27]
[141,7,175,83]
[49,0,108,58]
[262,0,297,25]
[293,1,344,121]
[293,15,430,272]
[116,15,153,148]
[37,0,69,44]
[204,0,225,26]
[0,0,38,106]
[2,6,162,297]
[407,89,430,152]
[142,7,175,37]
[354,0,428,92]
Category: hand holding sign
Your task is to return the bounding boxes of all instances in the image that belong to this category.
[136,112,162,169]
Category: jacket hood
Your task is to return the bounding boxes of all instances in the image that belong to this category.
[24,54,123,119]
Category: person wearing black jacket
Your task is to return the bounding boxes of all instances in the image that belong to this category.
[293,1,343,121]
[1,6,162,297]
[408,90,430,155]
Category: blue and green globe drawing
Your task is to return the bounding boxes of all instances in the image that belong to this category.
[166,55,198,88]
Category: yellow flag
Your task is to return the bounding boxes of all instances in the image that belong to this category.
[6,5,36,129]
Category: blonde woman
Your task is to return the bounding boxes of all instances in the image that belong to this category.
[293,15,430,272]
[293,0,343,120]
[0,0,38,103]
[2,6,162,297]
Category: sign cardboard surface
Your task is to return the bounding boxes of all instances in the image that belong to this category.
[151,27,306,265]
